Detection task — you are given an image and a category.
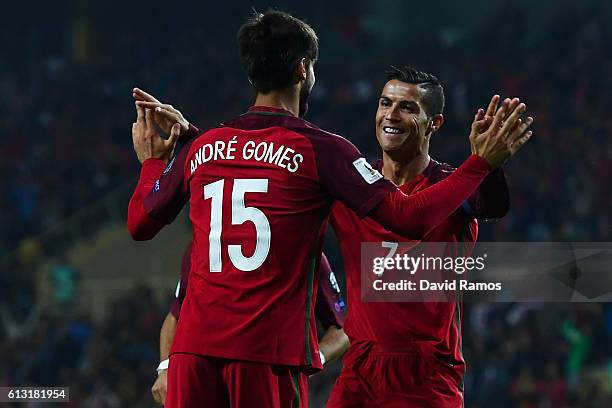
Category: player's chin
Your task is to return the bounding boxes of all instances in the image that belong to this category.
[378,133,409,150]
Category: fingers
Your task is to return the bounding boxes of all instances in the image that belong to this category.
[136,101,175,112]
[153,106,181,126]
[490,98,510,130]
[145,107,154,132]
[136,102,146,123]
[485,95,500,117]
[500,102,526,138]
[508,116,533,145]
[510,130,533,154]
[472,117,492,135]
[133,87,161,103]
[166,123,181,148]
[503,98,521,121]
[474,108,485,122]
[151,383,160,404]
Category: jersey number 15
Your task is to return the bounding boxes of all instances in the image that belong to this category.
[204,179,271,272]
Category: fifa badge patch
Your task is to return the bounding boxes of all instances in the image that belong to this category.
[352,158,383,184]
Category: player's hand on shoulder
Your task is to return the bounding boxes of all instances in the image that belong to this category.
[132,100,181,164]
[133,88,190,135]
[470,96,533,168]
[151,369,168,405]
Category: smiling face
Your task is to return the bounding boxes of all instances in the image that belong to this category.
[376,79,441,160]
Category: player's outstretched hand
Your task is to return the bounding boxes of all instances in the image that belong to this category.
[151,370,167,405]
[132,102,181,164]
[469,97,533,168]
[133,88,190,135]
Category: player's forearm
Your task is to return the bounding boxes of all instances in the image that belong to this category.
[465,168,509,219]
[319,326,349,365]
[160,313,178,360]
[127,158,166,240]
[371,155,491,238]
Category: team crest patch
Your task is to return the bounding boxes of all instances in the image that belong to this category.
[352,158,383,184]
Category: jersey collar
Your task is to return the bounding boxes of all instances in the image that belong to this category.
[243,106,295,117]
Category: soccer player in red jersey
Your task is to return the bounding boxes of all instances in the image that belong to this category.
[326,67,532,408]
[150,244,349,405]
[127,10,530,408]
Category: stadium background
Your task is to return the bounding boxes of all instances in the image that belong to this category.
[2,0,612,406]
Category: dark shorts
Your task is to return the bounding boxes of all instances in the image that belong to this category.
[327,344,463,408]
[166,353,308,408]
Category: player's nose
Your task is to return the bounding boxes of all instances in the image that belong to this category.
[385,106,401,121]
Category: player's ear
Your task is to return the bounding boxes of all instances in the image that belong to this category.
[429,114,444,134]
[295,58,308,83]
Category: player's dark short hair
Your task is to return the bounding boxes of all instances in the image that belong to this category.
[386,65,445,118]
[237,10,319,93]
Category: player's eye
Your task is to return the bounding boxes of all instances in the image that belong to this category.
[379,98,390,107]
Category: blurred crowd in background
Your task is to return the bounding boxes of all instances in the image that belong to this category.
[1,0,612,406]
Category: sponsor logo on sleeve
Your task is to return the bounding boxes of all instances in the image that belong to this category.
[153,179,160,192]
[352,158,383,184]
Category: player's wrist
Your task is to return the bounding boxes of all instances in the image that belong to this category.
[467,154,493,171]
[156,358,169,374]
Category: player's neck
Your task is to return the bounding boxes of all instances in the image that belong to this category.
[382,153,430,186]
[254,89,300,117]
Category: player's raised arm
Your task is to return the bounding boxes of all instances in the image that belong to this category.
[127,103,191,240]
[463,95,533,219]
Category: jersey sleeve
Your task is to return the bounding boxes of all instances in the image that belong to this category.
[308,132,396,217]
[462,168,510,219]
[127,139,194,240]
[315,253,346,329]
[308,131,493,239]
[169,242,192,320]
[370,155,492,238]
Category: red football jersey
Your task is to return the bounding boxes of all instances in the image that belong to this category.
[331,158,508,388]
[127,106,492,370]
[134,106,397,369]
[170,244,345,331]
